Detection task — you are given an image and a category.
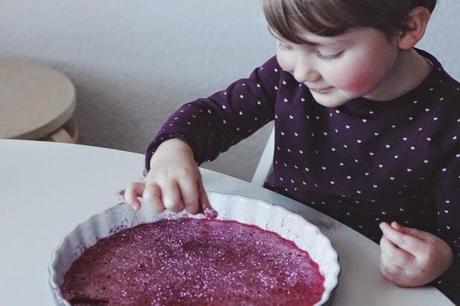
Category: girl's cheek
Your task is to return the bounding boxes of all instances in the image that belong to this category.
[329,65,378,94]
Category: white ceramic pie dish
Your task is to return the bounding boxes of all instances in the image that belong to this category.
[49,191,340,305]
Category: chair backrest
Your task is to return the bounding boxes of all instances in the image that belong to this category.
[251,126,275,186]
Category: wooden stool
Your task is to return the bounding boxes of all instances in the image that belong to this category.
[0,59,77,143]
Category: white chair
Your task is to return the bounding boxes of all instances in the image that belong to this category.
[251,126,275,186]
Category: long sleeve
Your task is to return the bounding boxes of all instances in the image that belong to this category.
[145,56,282,170]
[431,114,460,303]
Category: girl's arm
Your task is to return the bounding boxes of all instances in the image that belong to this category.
[145,56,282,170]
[125,56,283,213]
[429,137,460,302]
[379,127,460,303]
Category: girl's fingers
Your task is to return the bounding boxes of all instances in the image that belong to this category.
[379,262,403,284]
[379,239,406,286]
[380,235,414,269]
[380,222,424,255]
[196,168,214,214]
[198,179,212,212]
[133,166,210,215]
[161,180,184,212]
[390,222,432,241]
[125,182,145,210]
[177,176,200,214]
[379,264,392,282]
[142,183,164,213]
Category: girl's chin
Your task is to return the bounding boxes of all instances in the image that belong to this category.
[313,96,349,108]
[311,91,358,108]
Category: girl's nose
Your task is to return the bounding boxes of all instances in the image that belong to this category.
[293,59,320,84]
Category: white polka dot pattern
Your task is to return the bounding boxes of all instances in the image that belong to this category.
[145,50,460,296]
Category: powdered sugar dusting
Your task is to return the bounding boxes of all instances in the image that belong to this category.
[62,218,324,305]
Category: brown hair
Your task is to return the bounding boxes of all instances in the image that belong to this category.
[263,0,437,43]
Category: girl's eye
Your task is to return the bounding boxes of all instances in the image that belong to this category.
[315,50,343,60]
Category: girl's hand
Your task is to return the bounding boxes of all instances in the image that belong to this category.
[124,138,210,214]
[379,221,453,287]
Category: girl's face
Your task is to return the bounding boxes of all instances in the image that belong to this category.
[276,28,401,108]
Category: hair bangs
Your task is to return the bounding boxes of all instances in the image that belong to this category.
[263,0,438,43]
[263,0,356,43]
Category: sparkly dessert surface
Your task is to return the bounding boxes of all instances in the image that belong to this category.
[62,217,325,306]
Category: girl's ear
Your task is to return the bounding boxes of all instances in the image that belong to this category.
[398,6,432,50]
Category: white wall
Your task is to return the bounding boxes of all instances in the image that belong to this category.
[0,0,458,181]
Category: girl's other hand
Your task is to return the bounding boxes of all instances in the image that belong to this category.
[124,138,211,214]
[379,221,453,287]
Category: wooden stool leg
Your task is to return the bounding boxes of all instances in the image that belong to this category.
[42,117,78,143]
[49,128,74,143]
[63,117,78,142]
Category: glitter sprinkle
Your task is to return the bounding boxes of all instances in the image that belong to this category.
[62,218,325,305]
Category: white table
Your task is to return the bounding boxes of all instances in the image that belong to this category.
[0,139,454,306]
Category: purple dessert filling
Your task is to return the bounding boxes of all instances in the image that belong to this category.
[62,218,325,305]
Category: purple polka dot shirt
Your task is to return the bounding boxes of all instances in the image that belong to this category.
[146,49,460,302]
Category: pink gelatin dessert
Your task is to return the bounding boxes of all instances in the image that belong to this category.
[61,217,325,306]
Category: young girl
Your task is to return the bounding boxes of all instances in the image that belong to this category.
[125,0,459,302]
